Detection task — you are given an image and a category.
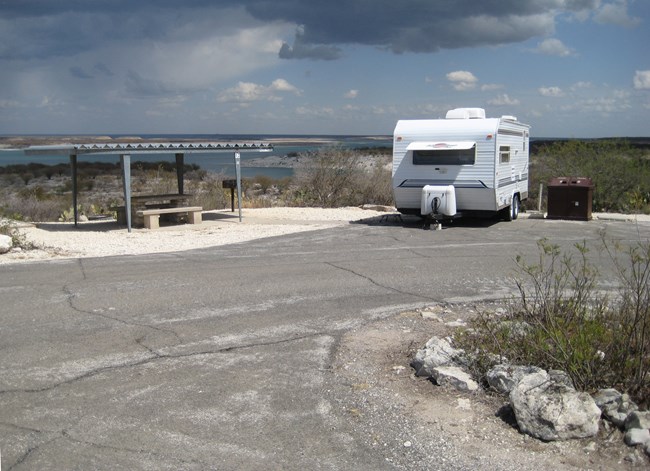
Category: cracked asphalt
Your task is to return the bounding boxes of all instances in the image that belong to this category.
[1,216,648,470]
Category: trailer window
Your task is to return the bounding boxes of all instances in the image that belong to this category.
[413,146,476,165]
[499,146,510,164]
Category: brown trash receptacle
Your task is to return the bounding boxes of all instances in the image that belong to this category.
[547,177,594,221]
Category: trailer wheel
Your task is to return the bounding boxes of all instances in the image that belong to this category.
[511,194,520,220]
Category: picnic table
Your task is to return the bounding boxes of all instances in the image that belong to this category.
[114,193,199,227]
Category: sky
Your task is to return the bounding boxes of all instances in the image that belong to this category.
[0,0,648,138]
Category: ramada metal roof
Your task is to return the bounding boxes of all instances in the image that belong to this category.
[24,142,273,155]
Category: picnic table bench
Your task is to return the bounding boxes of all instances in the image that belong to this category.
[113,193,201,228]
[136,206,203,229]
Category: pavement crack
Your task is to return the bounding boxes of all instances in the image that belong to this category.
[0,333,325,396]
[59,429,206,468]
[6,436,60,471]
[325,261,441,302]
[76,258,88,280]
[62,285,183,345]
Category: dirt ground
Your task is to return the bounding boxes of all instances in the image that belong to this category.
[331,302,650,470]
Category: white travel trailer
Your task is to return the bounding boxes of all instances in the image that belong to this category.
[392,108,530,221]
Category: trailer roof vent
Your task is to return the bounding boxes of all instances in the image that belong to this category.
[501,115,518,121]
[445,108,486,119]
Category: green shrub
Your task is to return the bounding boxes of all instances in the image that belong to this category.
[455,237,650,407]
[530,140,650,213]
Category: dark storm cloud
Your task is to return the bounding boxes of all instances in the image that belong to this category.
[244,0,602,56]
[125,70,174,97]
[278,26,341,60]
[69,66,93,79]
[0,0,603,60]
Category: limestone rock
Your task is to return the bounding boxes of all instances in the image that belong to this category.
[0,234,12,254]
[624,428,650,447]
[509,369,600,441]
[411,336,462,377]
[593,389,638,428]
[624,411,650,431]
[486,364,545,395]
[431,366,479,392]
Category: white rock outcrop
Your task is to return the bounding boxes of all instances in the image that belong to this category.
[411,336,462,377]
[509,369,601,441]
[431,366,479,392]
[0,234,13,254]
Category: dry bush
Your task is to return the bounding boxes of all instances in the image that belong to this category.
[288,148,393,208]
[0,193,68,222]
[455,236,650,406]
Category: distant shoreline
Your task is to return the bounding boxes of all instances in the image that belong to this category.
[0,134,392,149]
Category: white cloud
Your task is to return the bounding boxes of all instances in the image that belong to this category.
[539,86,565,97]
[295,105,335,117]
[217,79,302,103]
[488,94,520,106]
[344,89,359,99]
[269,78,302,94]
[594,0,641,28]
[533,38,574,57]
[481,83,504,91]
[571,81,592,91]
[446,70,478,91]
[633,71,650,90]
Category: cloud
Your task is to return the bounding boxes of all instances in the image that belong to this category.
[0,1,619,63]
[69,66,93,79]
[533,38,575,57]
[539,86,565,97]
[633,71,650,90]
[279,25,342,60]
[217,79,302,103]
[481,83,504,91]
[488,94,520,106]
[295,105,335,117]
[344,90,359,99]
[571,81,592,90]
[594,0,641,28]
[446,71,478,91]
[125,71,174,97]
[93,62,114,77]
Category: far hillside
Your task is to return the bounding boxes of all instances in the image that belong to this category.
[0,139,649,222]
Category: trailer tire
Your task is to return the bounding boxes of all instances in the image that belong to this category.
[511,194,520,220]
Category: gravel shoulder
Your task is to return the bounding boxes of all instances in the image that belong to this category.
[1,206,390,264]
[333,304,648,470]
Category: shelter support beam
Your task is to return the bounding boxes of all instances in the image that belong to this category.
[120,154,132,232]
[70,154,78,227]
[234,152,242,222]
[175,153,184,195]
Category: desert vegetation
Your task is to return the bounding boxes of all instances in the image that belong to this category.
[527,139,650,213]
[1,139,649,223]
[455,236,650,407]
[0,147,393,222]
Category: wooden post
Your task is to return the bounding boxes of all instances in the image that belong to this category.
[175,153,184,195]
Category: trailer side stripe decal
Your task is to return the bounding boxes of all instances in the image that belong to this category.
[498,128,524,137]
[398,179,488,189]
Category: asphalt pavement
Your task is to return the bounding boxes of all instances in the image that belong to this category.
[1,214,649,470]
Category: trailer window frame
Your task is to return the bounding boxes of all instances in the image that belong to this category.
[412,145,477,166]
[499,146,511,164]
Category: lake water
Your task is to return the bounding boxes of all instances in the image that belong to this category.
[0,134,392,179]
